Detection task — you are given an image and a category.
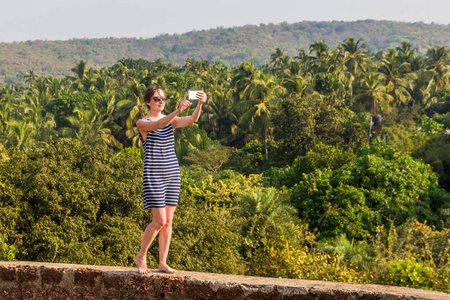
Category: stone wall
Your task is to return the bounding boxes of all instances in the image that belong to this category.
[0,261,448,299]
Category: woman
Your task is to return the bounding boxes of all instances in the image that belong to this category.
[135,85,207,274]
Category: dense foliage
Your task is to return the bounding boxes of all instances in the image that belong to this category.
[1,37,450,292]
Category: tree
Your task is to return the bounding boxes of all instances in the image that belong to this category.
[426,46,450,93]
[354,72,394,142]
[237,72,285,158]
[342,37,369,86]
[0,139,146,265]
[272,95,366,165]
[378,50,413,106]
[63,105,122,149]
[116,79,147,147]
[5,120,36,149]
[71,60,88,84]
[232,188,306,277]
[290,142,450,240]
[354,72,393,114]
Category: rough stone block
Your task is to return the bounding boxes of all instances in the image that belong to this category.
[74,268,102,288]
[155,276,185,293]
[45,289,72,300]
[17,267,38,283]
[0,267,16,282]
[21,288,44,300]
[129,274,155,292]
[282,295,317,300]
[312,290,361,300]
[182,282,216,299]
[102,273,126,290]
[99,290,121,300]
[1,288,21,300]
[249,288,282,300]
[40,267,64,285]
[277,286,314,300]
[73,290,98,300]
[216,285,245,300]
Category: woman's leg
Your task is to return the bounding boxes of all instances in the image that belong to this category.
[136,208,166,274]
[158,205,177,273]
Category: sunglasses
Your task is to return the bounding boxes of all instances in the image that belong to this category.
[153,96,167,102]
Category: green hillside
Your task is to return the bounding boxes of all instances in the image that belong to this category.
[0,19,449,84]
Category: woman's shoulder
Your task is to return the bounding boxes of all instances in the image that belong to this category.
[139,114,166,122]
[137,117,155,125]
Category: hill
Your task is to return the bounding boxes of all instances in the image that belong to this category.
[0,19,449,84]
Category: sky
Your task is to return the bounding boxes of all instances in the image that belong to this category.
[0,0,449,43]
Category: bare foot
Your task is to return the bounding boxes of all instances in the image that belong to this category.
[136,253,150,274]
[159,263,177,274]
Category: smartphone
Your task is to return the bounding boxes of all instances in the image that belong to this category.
[188,90,202,100]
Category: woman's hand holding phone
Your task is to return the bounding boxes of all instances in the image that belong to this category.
[188,90,207,104]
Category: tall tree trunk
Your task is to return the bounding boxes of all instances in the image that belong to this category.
[263,126,268,160]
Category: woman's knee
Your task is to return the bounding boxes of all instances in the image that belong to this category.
[151,208,168,229]
[151,219,167,230]
[163,219,172,229]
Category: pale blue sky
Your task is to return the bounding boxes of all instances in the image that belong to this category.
[0,0,449,43]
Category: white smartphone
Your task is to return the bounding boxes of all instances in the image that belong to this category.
[188,90,202,100]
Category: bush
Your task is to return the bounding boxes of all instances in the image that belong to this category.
[0,237,16,261]
[0,139,146,265]
[231,188,315,277]
[385,259,435,289]
[264,143,356,188]
[290,142,450,240]
[278,246,362,283]
[161,193,245,275]
[227,139,278,175]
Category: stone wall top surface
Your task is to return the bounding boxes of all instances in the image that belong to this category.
[1,261,448,300]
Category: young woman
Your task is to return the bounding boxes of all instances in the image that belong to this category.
[135,85,207,274]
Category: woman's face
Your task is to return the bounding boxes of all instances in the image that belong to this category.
[147,89,166,112]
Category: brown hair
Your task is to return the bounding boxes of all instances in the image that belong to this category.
[143,84,162,108]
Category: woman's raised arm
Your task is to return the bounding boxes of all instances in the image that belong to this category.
[137,98,192,132]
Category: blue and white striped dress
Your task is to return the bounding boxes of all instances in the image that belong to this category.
[139,121,180,209]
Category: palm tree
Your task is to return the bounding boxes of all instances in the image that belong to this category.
[24,70,38,86]
[71,60,88,83]
[396,41,416,64]
[116,79,147,147]
[309,40,330,59]
[237,73,285,158]
[308,40,330,73]
[232,60,262,98]
[410,70,436,109]
[46,76,71,98]
[342,38,368,77]
[426,46,450,92]
[63,106,122,149]
[378,50,413,106]
[200,84,236,141]
[281,60,311,97]
[354,72,394,142]
[233,188,300,276]
[270,48,291,72]
[5,120,37,149]
[354,73,393,114]
[112,62,128,85]
[81,69,97,93]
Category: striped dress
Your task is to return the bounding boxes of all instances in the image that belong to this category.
[139,121,180,209]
